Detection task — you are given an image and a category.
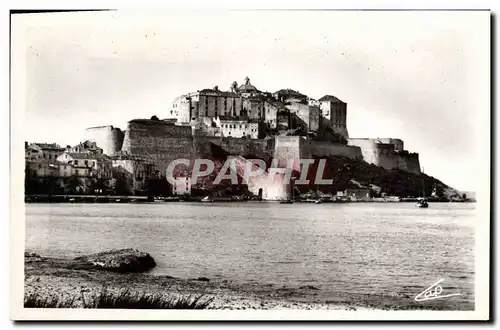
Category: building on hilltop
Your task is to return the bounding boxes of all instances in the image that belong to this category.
[285,103,321,133]
[167,76,327,136]
[216,116,264,139]
[168,77,281,136]
[238,76,260,97]
[77,75,424,198]
[273,89,308,104]
[318,95,349,139]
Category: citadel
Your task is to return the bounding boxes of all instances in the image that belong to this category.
[79,77,421,200]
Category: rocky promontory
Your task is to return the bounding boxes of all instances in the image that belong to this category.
[74,248,156,273]
[25,248,156,273]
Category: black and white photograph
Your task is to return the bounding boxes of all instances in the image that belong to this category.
[9,8,490,321]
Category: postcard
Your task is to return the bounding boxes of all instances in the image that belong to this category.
[10,9,490,321]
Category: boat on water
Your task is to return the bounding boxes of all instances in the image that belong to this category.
[201,196,213,202]
[416,168,430,208]
[303,198,321,204]
[416,198,429,208]
[280,199,294,204]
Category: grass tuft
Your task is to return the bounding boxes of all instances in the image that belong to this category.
[24,292,77,308]
[24,286,214,309]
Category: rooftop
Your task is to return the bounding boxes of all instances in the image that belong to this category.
[274,89,307,98]
[318,95,345,103]
[238,77,259,92]
[66,153,110,160]
[219,115,250,122]
[128,119,177,126]
[28,142,64,150]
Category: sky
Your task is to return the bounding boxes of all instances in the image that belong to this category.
[13,10,490,192]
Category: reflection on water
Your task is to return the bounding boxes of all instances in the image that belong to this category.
[25,202,475,309]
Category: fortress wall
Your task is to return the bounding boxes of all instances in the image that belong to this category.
[303,141,363,160]
[121,120,196,173]
[373,143,396,169]
[348,138,421,174]
[376,138,404,152]
[191,137,271,163]
[347,138,380,164]
[272,136,303,171]
[374,152,421,174]
[85,125,124,156]
[205,137,269,157]
[121,120,271,174]
[396,153,421,174]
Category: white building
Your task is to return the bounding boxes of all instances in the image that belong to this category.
[57,152,113,179]
[218,116,261,139]
[172,176,191,196]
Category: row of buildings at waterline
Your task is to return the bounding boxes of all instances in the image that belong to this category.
[24,141,187,196]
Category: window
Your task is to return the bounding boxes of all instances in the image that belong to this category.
[75,160,78,166]
[85,160,88,166]
[38,164,42,169]
[43,154,46,158]
[93,161,96,167]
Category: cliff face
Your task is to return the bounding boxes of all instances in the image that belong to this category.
[293,155,453,198]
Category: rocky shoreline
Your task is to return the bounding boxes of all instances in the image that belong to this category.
[24,249,375,310]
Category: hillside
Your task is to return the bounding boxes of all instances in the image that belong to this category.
[193,148,461,199]
[299,155,460,199]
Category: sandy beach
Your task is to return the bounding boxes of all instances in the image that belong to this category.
[24,252,378,310]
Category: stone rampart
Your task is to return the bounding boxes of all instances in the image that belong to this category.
[121,120,196,172]
[303,140,363,160]
[117,120,421,196]
[348,138,421,174]
[85,125,124,156]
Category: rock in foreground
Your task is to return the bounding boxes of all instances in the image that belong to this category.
[24,251,45,263]
[74,248,156,273]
